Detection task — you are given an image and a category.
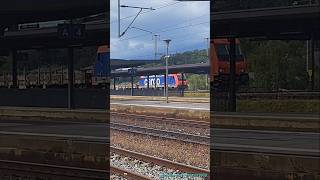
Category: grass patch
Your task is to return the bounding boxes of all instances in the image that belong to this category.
[184,92,210,98]
[238,99,320,113]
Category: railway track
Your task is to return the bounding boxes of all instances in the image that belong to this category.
[110,122,210,145]
[0,160,108,180]
[111,166,153,180]
[111,146,210,179]
[111,112,210,129]
[110,113,319,157]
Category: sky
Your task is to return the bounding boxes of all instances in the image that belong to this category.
[110,0,210,60]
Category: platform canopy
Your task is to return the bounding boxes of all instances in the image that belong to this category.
[211,1,320,40]
[0,0,107,25]
[111,62,210,77]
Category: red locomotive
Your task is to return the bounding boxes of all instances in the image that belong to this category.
[210,39,249,88]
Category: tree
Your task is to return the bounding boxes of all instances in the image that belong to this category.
[243,40,310,90]
[187,74,208,91]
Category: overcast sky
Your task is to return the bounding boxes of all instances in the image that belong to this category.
[110,0,209,60]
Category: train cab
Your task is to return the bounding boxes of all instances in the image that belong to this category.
[210,39,249,88]
[91,45,110,87]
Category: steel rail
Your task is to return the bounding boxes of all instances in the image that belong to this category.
[0,159,108,179]
[111,146,210,175]
[110,122,210,145]
[110,122,319,157]
[111,165,153,180]
[111,111,210,128]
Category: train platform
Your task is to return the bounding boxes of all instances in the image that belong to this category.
[110,95,209,103]
[111,99,209,111]
[0,106,109,123]
[110,98,209,121]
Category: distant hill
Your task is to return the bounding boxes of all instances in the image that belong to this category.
[142,49,208,68]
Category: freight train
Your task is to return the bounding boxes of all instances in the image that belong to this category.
[138,74,188,88]
[0,46,110,88]
[210,39,249,89]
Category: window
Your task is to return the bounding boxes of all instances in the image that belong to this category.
[216,44,244,61]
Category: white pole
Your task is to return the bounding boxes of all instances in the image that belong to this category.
[118,0,121,37]
[163,39,171,103]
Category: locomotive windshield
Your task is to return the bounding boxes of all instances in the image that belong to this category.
[177,74,187,81]
[216,44,244,61]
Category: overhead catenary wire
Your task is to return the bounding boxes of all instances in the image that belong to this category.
[116,11,209,39]
[109,1,182,24]
[111,0,209,59]
[114,31,210,60]
[119,21,209,41]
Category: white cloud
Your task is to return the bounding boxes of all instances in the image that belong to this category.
[110,0,209,60]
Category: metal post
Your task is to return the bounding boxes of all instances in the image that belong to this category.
[131,75,134,96]
[49,66,52,85]
[2,72,6,87]
[164,74,167,97]
[37,65,41,86]
[206,74,210,89]
[229,38,236,112]
[12,50,17,88]
[164,39,171,103]
[154,35,158,61]
[166,55,168,102]
[61,65,64,85]
[118,0,121,37]
[181,73,185,97]
[307,40,309,73]
[206,37,210,58]
[68,47,74,109]
[24,66,27,86]
[311,38,315,90]
[154,75,157,89]
[113,77,116,90]
[147,75,150,89]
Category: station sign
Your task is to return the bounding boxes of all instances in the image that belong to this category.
[58,24,86,40]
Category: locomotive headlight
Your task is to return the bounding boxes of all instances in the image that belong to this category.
[240,69,245,73]
[219,68,224,73]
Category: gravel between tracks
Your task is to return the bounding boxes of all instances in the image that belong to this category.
[111,116,209,136]
[110,174,127,180]
[111,130,209,169]
[111,153,207,180]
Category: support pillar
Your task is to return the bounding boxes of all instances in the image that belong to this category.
[3,72,6,87]
[181,73,185,97]
[37,65,41,86]
[164,74,167,97]
[49,67,52,85]
[147,75,150,89]
[131,76,134,96]
[113,77,116,90]
[228,38,236,112]
[68,47,74,109]
[24,66,27,86]
[60,65,63,84]
[310,38,315,90]
[11,50,17,88]
[154,75,157,89]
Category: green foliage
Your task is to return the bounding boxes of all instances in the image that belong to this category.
[187,74,208,91]
[241,40,316,90]
[143,49,208,68]
[238,99,320,113]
